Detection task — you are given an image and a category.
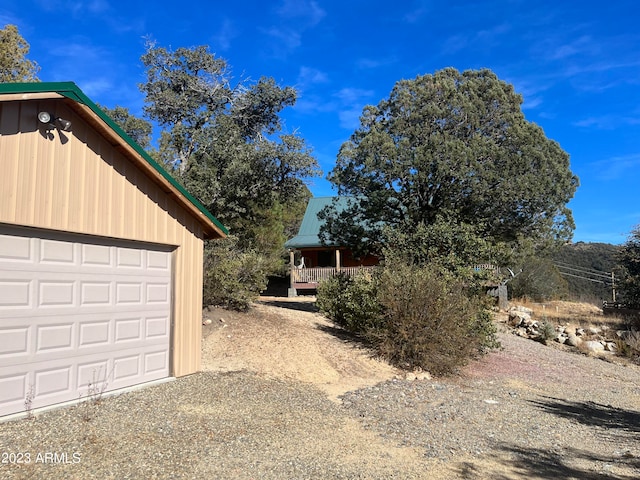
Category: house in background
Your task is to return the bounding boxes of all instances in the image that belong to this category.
[0,82,227,418]
[284,197,378,296]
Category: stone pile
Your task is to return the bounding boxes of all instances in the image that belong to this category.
[507,305,621,354]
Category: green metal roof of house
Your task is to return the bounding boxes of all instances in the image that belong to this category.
[285,196,353,249]
[0,81,228,237]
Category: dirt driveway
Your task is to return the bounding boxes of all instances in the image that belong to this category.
[1,298,639,479]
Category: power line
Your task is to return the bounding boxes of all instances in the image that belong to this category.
[557,271,609,284]
[552,261,617,301]
[553,261,611,279]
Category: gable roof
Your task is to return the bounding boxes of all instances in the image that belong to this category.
[285,196,352,249]
[0,81,227,239]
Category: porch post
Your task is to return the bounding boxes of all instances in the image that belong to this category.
[335,249,341,273]
[288,250,297,297]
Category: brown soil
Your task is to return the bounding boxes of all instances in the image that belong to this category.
[201,296,640,479]
[202,296,400,401]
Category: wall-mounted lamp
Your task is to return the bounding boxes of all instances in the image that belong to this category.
[38,111,72,131]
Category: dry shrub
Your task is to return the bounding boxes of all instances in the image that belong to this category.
[375,263,497,376]
[317,262,499,376]
[616,331,640,362]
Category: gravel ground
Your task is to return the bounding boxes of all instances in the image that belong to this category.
[1,304,640,479]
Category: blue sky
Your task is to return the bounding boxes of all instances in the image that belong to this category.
[2,1,639,244]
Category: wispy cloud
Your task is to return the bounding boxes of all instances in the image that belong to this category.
[34,0,109,15]
[588,153,640,180]
[276,0,326,26]
[260,0,327,58]
[403,0,431,23]
[441,23,511,55]
[211,18,238,51]
[261,26,302,56]
[356,56,397,69]
[334,88,375,130]
[297,66,329,88]
[293,87,375,130]
[573,115,640,130]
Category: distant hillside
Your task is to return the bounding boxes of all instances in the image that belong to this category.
[552,242,620,302]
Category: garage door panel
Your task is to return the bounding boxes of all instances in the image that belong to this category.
[0,229,172,417]
[80,244,112,267]
[117,247,144,269]
[0,279,31,307]
[146,316,169,338]
[0,234,32,262]
[77,359,110,389]
[35,366,73,398]
[2,313,169,365]
[0,327,30,356]
[80,281,112,306]
[39,239,75,264]
[0,373,28,405]
[36,323,75,352]
[38,280,75,307]
[145,350,169,375]
[79,320,111,347]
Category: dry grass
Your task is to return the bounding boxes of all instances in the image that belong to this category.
[511,298,625,329]
[509,298,640,365]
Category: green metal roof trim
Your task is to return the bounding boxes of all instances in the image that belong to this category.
[0,81,228,235]
[284,196,354,249]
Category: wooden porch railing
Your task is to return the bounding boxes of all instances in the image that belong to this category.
[292,264,498,284]
[291,266,375,285]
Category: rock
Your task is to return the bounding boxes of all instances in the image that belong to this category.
[583,340,605,353]
[556,326,566,334]
[203,318,213,325]
[565,333,581,347]
[510,305,533,315]
[219,318,226,323]
[587,326,602,335]
[405,372,417,381]
[554,334,567,344]
[416,372,432,381]
[575,328,585,336]
[605,342,618,352]
[508,311,531,327]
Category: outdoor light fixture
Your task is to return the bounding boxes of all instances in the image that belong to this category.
[37,111,72,131]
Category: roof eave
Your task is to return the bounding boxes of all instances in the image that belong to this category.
[0,82,228,239]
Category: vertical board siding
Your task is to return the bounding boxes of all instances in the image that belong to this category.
[0,99,206,377]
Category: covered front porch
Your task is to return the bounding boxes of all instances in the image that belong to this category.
[287,248,377,296]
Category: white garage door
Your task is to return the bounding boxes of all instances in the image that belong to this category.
[0,227,172,417]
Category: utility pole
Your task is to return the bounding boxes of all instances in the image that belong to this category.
[611,271,616,302]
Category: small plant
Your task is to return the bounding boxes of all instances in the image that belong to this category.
[537,320,557,345]
[86,369,108,405]
[24,384,35,420]
[78,367,111,422]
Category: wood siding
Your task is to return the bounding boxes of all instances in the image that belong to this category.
[0,99,205,377]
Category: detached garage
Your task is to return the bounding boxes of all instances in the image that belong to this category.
[0,82,227,418]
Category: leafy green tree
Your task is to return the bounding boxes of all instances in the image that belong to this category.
[321,68,578,264]
[552,242,619,301]
[138,42,319,305]
[618,226,640,306]
[508,256,569,301]
[0,24,39,82]
[139,43,319,247]
[98,104,153,149]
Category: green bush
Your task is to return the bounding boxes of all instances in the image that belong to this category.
[316,271,383,335]
[316,262,499,376]
[203,236,270,311]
